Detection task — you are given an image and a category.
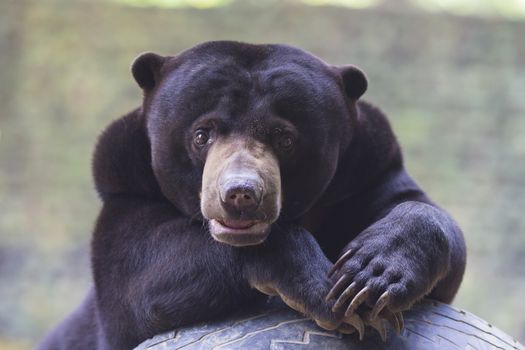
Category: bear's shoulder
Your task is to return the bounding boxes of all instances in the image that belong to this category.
[92,108,161,200]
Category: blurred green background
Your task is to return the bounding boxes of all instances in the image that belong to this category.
[1,0,525,348]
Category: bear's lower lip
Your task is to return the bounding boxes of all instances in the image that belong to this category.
[219,219,257,229]
[209,219,270,246]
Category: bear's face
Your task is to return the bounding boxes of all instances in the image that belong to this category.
[132,41,367,246]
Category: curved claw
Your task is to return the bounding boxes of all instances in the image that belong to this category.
[328,249,354,277]
[337,323,356,335]
[345,286,369,317]
[395,312,404,331]
[365,313,387,342]
[381,309,401,335]
[332,282,357,312]
[325,274,351,302]
[315,318,340,331]
[343,313,365,340]
[371,291,391,319]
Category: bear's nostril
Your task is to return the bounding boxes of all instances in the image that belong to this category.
[221,182,261,213]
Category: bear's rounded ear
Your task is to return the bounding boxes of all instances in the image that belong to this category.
[131,52,166,91]
[336,65,368,100]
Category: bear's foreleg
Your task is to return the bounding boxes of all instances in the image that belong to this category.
[92,198,262,350]
[241,225,371,337]
[326,200,466,340]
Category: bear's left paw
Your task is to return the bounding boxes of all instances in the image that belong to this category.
[254,282,367,336]
[325,248,413,341]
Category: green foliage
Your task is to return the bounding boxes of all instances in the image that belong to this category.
[114,0,233,9]
[114,0,525,18]
[1,1,525,348]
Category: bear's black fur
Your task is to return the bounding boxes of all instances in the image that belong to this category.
[38,41,466,350]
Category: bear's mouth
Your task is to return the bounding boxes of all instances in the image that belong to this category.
[220,219,258,229]
[209,219,271,246]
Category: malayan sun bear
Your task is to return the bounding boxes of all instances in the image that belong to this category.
[38,41,466,350]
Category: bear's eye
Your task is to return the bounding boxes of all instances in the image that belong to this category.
[279,134,294,150]
[273,128,295,152]
[194,129,209,146]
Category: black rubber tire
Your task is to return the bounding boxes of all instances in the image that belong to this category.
[135,298,524,350]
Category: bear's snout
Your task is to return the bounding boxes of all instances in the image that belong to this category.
[200,136,281,246]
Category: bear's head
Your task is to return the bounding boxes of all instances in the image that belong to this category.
[131,41,367,246]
